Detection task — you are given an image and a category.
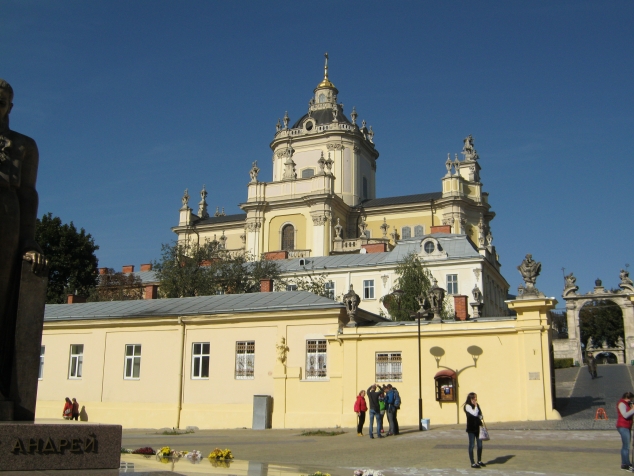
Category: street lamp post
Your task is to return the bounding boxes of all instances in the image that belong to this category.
[413,295,426,431]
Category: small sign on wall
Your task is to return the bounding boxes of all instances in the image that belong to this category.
[529,372,541,380]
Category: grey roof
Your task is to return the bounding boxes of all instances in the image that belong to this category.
[277,234,480,273]
[292,108,351,129]
[196,213,246,226]
[357,192,443,209]
[45,291,344,321]
[132,270,158,284]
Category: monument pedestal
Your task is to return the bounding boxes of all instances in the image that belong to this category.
[0,422,121,472]
[0,400,14,420]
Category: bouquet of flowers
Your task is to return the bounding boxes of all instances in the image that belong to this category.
[131,447,155,455]
[185,449,202,463]
[208,448,234,460]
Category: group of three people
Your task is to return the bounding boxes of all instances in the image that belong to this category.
[354,383,401,438]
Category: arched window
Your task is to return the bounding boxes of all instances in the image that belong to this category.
[402,226,411,239]
[319,93,325,103]
[281,224,295,251]
[414,225,424,237]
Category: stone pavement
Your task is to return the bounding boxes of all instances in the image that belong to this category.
[118,365,634,475]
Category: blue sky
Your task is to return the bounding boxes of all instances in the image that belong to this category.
[3,1,633,305]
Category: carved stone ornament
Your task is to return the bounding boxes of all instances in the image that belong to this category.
[486,232,493,247]
[283,156,297,180]
[198,185,209,219]
[218,231,227,249]
[358,215,368,238]
[342,284,361,325]
[368,126,374,143]
[351,106,357,125]
[620,269,634,293]
[380,217,389,238]
[249,160,260,183]
[445,155,452,175]
[276,337,289,365]
[246,221,262,232]
[181,188,190,210]
[517,254,544,297]
[276,118,281,132]
[353,145,360,152]
[325,152,334,174]
[461,134,479,161]
[473,268,481,280]
[327,143,344,151]
[334,218,343,239]
[240,232,246,245]
[283,111,289,129]
[276,147,294,159]
[472,284,483,304]
[312,215,327,226]
[563,272,579,297]
[390,227,398,243]
[427,278,445,322]
[317,151,326,175]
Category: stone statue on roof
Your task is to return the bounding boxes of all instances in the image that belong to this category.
[517,254,543,297]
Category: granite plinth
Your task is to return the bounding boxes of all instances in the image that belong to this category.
[0,400,13,420]
[0,422,121,471]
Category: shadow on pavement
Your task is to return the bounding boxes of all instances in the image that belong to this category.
[557,396,605,417]
[485,455,515,465]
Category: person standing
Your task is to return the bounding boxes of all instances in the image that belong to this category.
[71,398,80,421]
[464,392,486,469]
[587,352,598,379]
[62,397,72,420]
[378,392,386,434]
[392,385,401,435]
[616,391,634,471]
[366,383,384,439]
[385,384,396,436]
[354,390,367,436]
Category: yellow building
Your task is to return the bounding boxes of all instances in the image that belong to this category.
[36,289,560,429]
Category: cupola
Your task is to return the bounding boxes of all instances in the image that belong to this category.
[313,52,338,105]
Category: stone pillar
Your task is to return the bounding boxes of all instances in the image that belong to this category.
[625,296,634,365]
[507,298,561,421]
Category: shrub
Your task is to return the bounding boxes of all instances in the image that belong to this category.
[554,358,574,369]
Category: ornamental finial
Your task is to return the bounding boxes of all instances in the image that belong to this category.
[324,52,329,80]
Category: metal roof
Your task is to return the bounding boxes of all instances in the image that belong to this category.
[277,234,480,273]
[196,213,246,225]
[356,192,443,208]
[44,291,343,321]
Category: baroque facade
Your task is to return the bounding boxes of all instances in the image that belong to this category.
[172,56,509,317]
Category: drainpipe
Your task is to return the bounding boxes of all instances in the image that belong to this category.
[176,317,186,429]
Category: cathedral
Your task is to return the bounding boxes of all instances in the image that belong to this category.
[174,55,509,317]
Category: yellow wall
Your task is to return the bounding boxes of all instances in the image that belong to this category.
[37,299,558,429]
[267,213,308,251]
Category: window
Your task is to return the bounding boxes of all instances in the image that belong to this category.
[414,225,424,237]
[39,345,45,380]
[402,226,411,239]
[319,93,325,103]
[363,280,375,299]
[362,177,368,200]
[306,340,327,379]
[376,352,402,382]
[447,274,458,295]
[235,341,255,379]
[325,280,335,300]
[68,344,83,379]
[192,343,210,379]
[301,168,315,178]
[424,241,435,253]
[286,284,298,291]
[281,224,295,251]
[124,344,141,379]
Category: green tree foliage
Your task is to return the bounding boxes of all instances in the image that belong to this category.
[579,298,624,348]
[380,253,434,321]
[278,269,334,299]
[87,269,143,302]
[153,240,282,298]
[35,213,99,304]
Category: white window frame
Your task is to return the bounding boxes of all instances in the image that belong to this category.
[68,344,84,379]
[325,280,335,300]
[286,284,298,291]
[305,339,327,380]
[447,274,458,295]
[39,345,45,380]
[191,342,210,379]
[124,344,142,380]
[235,341,255,380]
[363,279,375,299]
[376,352,402,382]
[414,225,424,237]
[402,226,411,239]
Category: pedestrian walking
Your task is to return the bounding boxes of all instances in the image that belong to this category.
[71,398,80,421]
[62,397,72,420]
[587,352,598,379]
[354,390,367,436]
[463,392,486,469]
[616,391,634,472]
[366,383,384,439]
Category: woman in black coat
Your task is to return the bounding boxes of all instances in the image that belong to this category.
[463,392,485,468]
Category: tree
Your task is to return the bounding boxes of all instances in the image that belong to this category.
[87,269,144,302]
[579,298,624,348]
[278,268,334,299]
[380,253,434,321]
[153,240,282,298]
[35,213,99,304]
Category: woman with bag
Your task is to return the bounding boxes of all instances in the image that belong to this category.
[463,392,487,469]
[62,397,72,420]
[354,390,367,436]
[615,391,634,471]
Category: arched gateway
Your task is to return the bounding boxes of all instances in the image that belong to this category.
[554,270,634,365]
